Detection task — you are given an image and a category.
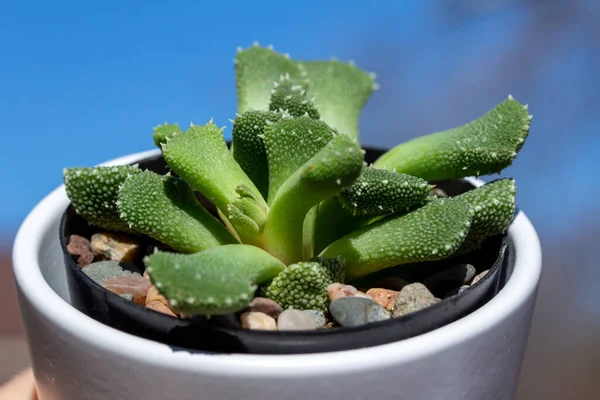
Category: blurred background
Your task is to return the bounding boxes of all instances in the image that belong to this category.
[1,0,598,397]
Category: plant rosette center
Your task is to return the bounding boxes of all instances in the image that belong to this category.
[62,43,531,334]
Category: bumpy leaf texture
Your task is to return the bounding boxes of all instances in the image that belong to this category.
[116,171,236,253]
[64,165,142,233]
[145,245,285,314]
[374,96,532,180]
[321,198,474,281]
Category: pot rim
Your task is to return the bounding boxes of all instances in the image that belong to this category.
[12,149,542,376]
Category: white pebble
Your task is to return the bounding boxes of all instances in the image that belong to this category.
[277,309,317,331]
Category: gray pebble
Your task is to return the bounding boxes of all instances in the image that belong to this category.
[81,260,141,283]
[423,263,476,295]
[329,297,391,327]
[277,309,317,331]
[119,293,134,301]
[303,310,326,328]
[393,283,437,317]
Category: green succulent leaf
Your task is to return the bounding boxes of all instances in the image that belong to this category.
[320,198,474,281]
[268,74,320,119]
[299,60,376,141]
[454,178,516,254]
[374,96,532,180]
[312,197,368,256]
[162,121,261,212]
[152,122,183,147]
[312,167,431,254]
[235,44,308,113]
[302,205,320,260]
[231,110,282,200]
[64,165,142,233]
[234,44,375,142]
[338,166,431,217]
[263,134,364,264]
[309,256,346,283]
[162,121,268,244]
[145,245,286,315]
[263,115,336,204]
[266,261,332,312]
[226,184,269,247]
[116,170,236,253]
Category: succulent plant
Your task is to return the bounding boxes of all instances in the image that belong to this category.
[63,43,531,316]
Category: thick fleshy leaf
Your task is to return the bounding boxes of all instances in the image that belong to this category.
[313,167,431,254]
[263,115,336,204]
[374,96,532,180]
[320,198,474,281]
[266,262,331,312]
[338,166,431,217]
[454,178,516,253]
[235,44,307,113]
[162,121,268,245]
[299,60,376,141]
[116,171,236,253]
[145,245,286,315]
[234,44,376,142]
[263,134,363,264]
[64,165,142,233]
[231,110,282,199]
[152,122,183,147]
[269,73,320,119]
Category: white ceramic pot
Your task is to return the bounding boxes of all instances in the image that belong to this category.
[13,150,542,400]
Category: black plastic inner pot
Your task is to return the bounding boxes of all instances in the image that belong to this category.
[59,146,512,354]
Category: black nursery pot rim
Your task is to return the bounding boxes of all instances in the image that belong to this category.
[59,147,513,355]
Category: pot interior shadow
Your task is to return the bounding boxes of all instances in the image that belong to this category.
[59,147,513,354]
